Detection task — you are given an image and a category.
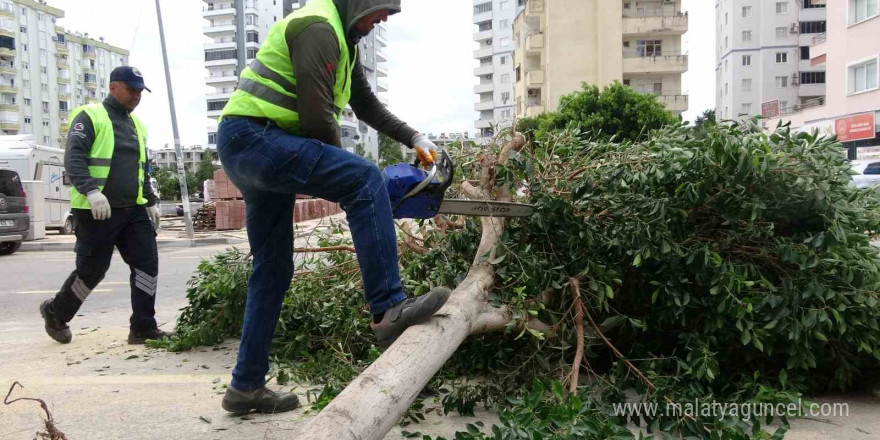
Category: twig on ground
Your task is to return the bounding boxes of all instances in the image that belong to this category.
[295,246,356,253]
[4,381,69,440]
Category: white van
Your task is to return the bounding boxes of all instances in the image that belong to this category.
[0,135,74,235]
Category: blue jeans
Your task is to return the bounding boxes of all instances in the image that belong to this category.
[217,116,407,391]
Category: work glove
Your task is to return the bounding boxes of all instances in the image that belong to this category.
[411,133,438,168]
[86,190,111,220]
[147,205,161,231]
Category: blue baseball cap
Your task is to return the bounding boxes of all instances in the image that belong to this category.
[110,66,151,92]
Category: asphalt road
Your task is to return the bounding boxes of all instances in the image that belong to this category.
[0,244,235,341]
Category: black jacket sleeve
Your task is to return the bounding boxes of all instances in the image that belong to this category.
[287,20,342,147]
[349,57,417,147]
[64,112,100,196]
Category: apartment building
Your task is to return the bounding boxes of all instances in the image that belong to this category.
[203,0,389,160]
[716,0,827,120]
[512,0,689,121]
[150,145,215,173]
[473,0,524,139]
[764,0,879,157]
[0,0,128,148]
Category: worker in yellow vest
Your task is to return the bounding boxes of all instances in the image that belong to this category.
[217,0,449,414]
[39,67,172,346]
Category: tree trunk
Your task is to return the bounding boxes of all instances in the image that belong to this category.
[296,137,530,440]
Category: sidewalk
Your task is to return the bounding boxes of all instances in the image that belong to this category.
[19,214,349,252]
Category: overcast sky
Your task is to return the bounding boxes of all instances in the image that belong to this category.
[48,0,715,149]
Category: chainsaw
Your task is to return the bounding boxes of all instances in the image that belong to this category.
[385,149,535,220]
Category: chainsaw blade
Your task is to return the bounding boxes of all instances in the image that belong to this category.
[437,199,534,218]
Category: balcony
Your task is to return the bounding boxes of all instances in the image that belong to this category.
[473,29,493,41]
[206,75,238,86]
[0,84,15,94]
[204,41,236,51]
[473,10,493,25]
[474,64,493,76]
[526,104,545,117]
[657,94,688,112]
[0,27,13,39]
[475,100,494,111]
[0,62,13,75]
[56,56,68,66]
[623,13,688,36]
[473,46,493,59]
[84,51,96,60]
[798,83,826,98]
[527,69,545,84]
[0,102,17,111]
[60,123,69,133]
[84,67,96,75]
[475,119,493,129]
[0,48,16,58]
[810,33,827,65]
[206,92,233,101]
[623,53,688,74]
[0,8,13,19]
[376,48,388,62]
[203,6,236,19]
[377,79,388,93]
[376,64,388,77]
[474,83,494,94]
[58,92,70,100]
[526,33,544,53]
[85,80,98,89]
[203,24,236,36]
[0,122,19,131]
[55,42,68,54]
[58,76,70,84]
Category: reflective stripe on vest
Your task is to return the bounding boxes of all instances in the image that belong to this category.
[69,103,148,209]
[220,0,354,134]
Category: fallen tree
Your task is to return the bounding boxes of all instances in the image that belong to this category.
[153,87,880,440]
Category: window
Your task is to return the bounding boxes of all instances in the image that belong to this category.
[637,40,662,57]
[780,101,789,111]
[42,121,49,128]
[742,6,752,17]
[22,43,27,51]
[500,73,510,84]
[864,162,880,174]
[24,98,30,106]
[800,21,827,34]
[742,30,752,42]
[742,79,753,91]
[800,71,826,84]
[776,2,788,13]
[500,37,510,47]
[776,52,788,63]
[776,27,788,39]
[801,46,811,60]
[474,2,492,14]
[741,103,752,115]
[42,101,49,112]
[500,55,508,65]
[501,109,511,119]
[19,25,26,33]
[848,57,878,94]
[43,136,50,145]
[500,19,509,29]
[850,0,879,25]
[499,1,509,10]
[776,76,789,88]
[725,59,728,71]
[40,66,47,74]
[501,92,510,103]
[725,83,729,95]
[725,36,729,49]
[803,0,826,8]
[24,117,31,124]
[742,55,752,66]
[725,12,729,24]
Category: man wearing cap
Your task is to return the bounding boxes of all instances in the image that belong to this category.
[39,66,171,345]
[216,0,449,414]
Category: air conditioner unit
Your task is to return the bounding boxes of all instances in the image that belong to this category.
[790,23,799,33]
[527,89,538,97]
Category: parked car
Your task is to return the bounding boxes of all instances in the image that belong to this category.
[0,168,29,255]
[850,160,880,190]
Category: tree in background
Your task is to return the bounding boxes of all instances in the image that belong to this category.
[694,109,717,128]
[378,132,404,168]
[151,167,180,201]
[517,81,679,143]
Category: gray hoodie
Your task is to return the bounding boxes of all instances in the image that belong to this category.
[280,0,414,149]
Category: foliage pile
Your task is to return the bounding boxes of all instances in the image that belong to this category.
[154,84,880,438]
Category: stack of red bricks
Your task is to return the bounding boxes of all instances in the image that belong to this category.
[213,169,246,230]
[294,197,342,223]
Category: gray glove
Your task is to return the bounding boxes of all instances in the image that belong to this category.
[147,205,161,231]
[86,190,111,220]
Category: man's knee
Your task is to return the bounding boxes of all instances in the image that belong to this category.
[356,163,387,200]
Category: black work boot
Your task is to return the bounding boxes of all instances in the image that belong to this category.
[127,327,174,345]
[370,287,451,349]
[222,386,300,414]
[39,299,72,344]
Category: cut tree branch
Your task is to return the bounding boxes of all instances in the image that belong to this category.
[295,246,356,253]
[5,381,69,440]
[569,279,585,392]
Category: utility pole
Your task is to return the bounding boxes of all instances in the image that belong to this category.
[155,0,194,240]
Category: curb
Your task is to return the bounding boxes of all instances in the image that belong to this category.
[19,237,247,252]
